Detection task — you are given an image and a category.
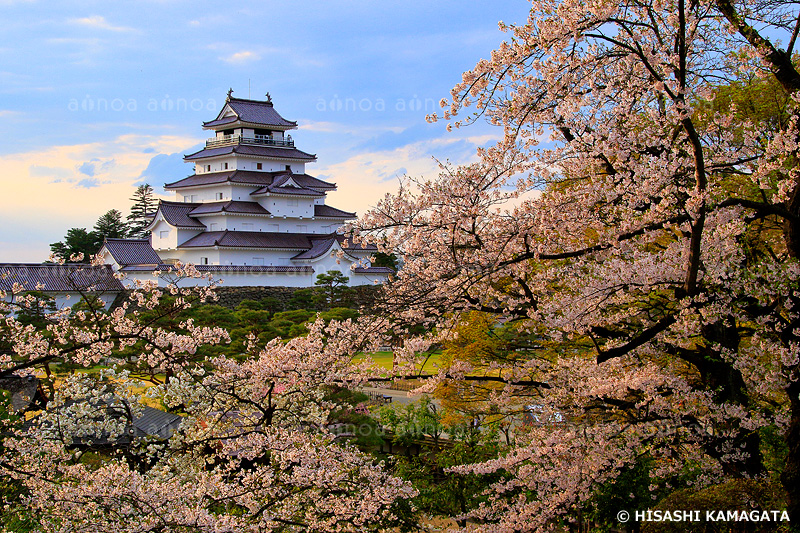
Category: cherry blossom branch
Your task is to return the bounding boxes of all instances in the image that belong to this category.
[715,0,800,93]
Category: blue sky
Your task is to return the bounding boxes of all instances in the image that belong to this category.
[0,0,531,262]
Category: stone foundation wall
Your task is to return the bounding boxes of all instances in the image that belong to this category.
[111,285,381,311]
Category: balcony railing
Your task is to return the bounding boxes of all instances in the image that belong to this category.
[206,134,294,148]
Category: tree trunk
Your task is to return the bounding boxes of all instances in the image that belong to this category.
[782,178,800,526]
[783,380,800,528]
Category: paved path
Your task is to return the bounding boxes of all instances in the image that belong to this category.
[360,386,424,406]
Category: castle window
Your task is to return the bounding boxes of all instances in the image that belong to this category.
[287,199,298,207]
[216,192,223,200]
[257,163,263,170]
[200,257,209,265]
[159,231,169,239]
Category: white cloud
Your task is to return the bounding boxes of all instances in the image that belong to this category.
[299,120,405,136]
[187,15,231,27]
[68,15,136,33]
[315,136,484,216]
[221,50,261,64]
[0,133,197,262]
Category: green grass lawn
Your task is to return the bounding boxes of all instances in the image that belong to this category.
[353,351,443,374]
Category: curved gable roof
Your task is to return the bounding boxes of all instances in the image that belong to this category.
[203,97,297,129]
[290,237,338,260]
[102,238,163,266]
[156,201,206,229]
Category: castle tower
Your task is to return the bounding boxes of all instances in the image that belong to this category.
[100,91,392,287]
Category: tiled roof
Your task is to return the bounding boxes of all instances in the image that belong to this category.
[353,266,394,274]
[184,144,316,162]
[0,264,124,292]
[0,376,45,412]
[102,238,162,266]
[334,234,378,254]
[203,97,297,129]
[250,183,326,197]
[164,171,336,191]
[121,264,314,274]
[134,405,184,440]
[42,400,184,446]
[314,204,356,218]
[157,201,206,228]
[178,230,320,250]
[291,237,338,260]
[188,200,271,216]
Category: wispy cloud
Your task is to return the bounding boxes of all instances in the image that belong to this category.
[300,120,406,136]
[187,15,231,27]
[315,134,485,215]
[221,50,261,64]
[1,133,196,261]
[68,15,137,33]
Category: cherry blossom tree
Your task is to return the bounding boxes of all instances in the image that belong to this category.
[354,0,800,528]
[0,261,415,532]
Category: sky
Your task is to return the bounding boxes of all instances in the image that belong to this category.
[0,0,532,262]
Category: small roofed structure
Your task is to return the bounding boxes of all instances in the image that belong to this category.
[0,376,47,414]
[99,238,164,268]
[29,397,184,452]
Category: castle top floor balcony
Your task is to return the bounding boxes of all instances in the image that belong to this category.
[206,134,294,149]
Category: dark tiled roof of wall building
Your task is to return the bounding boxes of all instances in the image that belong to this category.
[0,264,124,292]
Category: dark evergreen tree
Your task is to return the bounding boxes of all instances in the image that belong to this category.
[126,184,156,238]
[93,209,129,241]
[314,270,350,308]
[373,252,398,270]
[49,228,98,262]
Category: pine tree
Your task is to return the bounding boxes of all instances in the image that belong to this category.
[126,184,156,238]
[49,228,98,262]
[93,209,129,241]
[314,270,350,308]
